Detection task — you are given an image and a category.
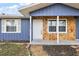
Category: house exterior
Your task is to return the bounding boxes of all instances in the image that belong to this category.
[0,14,30,42]
[1,3,79,45]
[19,3,79,45]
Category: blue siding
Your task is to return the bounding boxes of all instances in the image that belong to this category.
[76,17,79,39]
[30,3,79,16]
[0,18,30,41]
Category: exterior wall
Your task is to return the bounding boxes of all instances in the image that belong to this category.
[33,16,76,40]
[76,17,79,39]
[0,18,30,41]
[59,16,76,40]
[30,3,79,16]
[43,16,57,40]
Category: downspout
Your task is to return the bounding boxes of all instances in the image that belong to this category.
[26,44,32,56]
[25,16,32,56]
[28,16,32,56]
[26,16,32,56]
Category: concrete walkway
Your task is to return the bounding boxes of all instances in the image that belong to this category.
[31,40,79,45]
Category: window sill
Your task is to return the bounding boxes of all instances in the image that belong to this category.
[1,32,21,33]
[48,32,67,33]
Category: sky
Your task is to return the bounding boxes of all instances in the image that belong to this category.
[0,3,30,15]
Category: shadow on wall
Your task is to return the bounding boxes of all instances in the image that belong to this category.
[43,45,77,56]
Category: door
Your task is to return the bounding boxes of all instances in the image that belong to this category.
[33,19,43,40]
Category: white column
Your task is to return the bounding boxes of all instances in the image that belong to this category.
[30,16,32,44]
[57,16,59,44]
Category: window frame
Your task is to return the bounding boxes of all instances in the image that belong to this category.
[1,19,21,33]
[48,19,67,33]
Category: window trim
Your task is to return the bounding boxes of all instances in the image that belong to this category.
[48,19,67,33]
[1,19,21,33]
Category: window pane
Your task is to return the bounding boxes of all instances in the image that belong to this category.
[49,26,56,32]
[48,21,52,26]
[6,20,15,26]
[48,20,57,26]
[52,20,57,26]
[6,26,16,32]
[59,26,66,32]
[59,20,66,26]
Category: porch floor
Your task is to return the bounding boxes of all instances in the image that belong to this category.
[31,40,79,45]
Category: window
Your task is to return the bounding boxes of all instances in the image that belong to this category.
[6,20,16,32]
[48,19,67,33]
[2,19,21,33]
[59,20,66,32]
[48,20,57,32]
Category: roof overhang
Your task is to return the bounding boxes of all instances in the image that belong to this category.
[19,3,52,17]
[19,3,79,17]
[0,14,25,18]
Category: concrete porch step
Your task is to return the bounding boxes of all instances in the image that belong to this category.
[70,46,79,49]
[30,45,48,56]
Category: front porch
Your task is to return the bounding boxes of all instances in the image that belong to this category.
[29,3,79,45]
[30,16,78,45]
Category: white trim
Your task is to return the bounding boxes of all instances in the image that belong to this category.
[19,3,39,11]
[1,19,21,33]
[15,19,21,33]
[2,31,21,33]
[1,19,6,33]
[30,16,32,44]
[48,19,67,33]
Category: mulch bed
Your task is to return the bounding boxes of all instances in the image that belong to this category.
[43,45,77,56]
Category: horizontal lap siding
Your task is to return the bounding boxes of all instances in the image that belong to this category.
[0,18,30,41]
[33,16,76,40]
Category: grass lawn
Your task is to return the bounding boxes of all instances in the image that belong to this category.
[0,42,29,56]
